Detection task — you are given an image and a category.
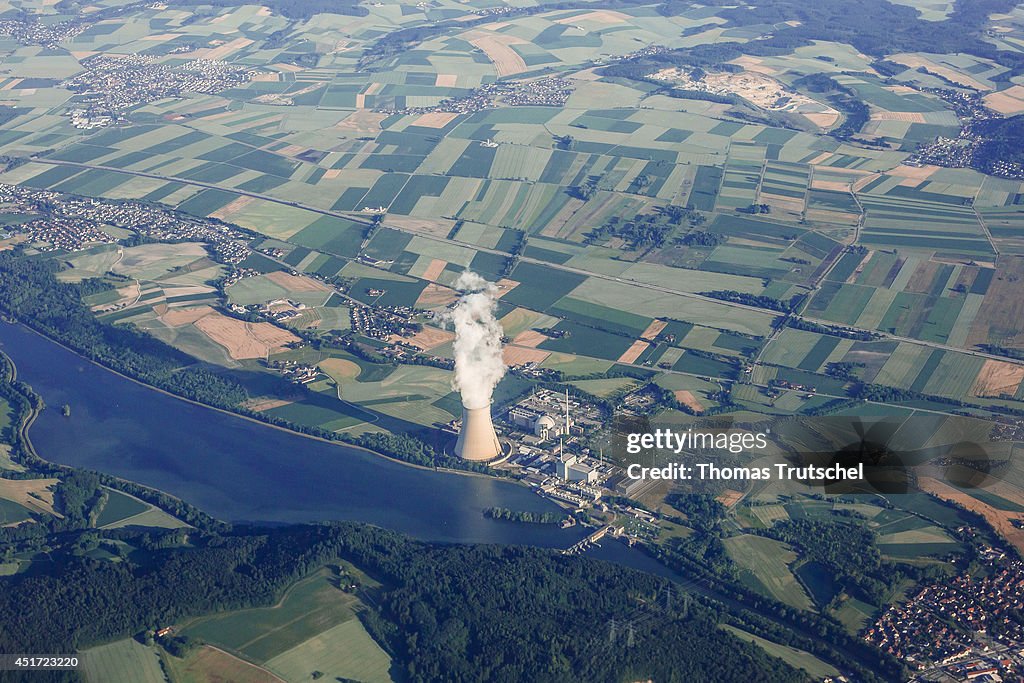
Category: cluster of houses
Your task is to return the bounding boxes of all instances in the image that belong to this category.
[268,359,320,385]
[349,302,419,340]
[866,549,1024,680]
[61,55,257,127]
[907,89,1021,179]
[15,214,113,252]
[0,15,86,47]
[380,76,574,118]
[0,183,251,263]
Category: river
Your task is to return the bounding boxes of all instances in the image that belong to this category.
[0,321,587,547]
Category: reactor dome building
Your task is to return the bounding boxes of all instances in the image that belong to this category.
[454,405,502,461]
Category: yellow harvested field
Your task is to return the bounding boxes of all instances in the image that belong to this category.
[512,330,548,348]
[504,345,551,366]
[804,112,840,128]
[870,111,927,122]
[334,110,387,134]
[889,54,991,91]
[853,174,882,192]
[466,31,528,77]
[415,283,458,308]
[396,325,454,350]
[160,305,216,327]
[383,215,456,237]
[972,359,1024,397]
[209,195,255,221]
[421,258,448,282]
[640,319,667,341]
[435,74,458,87]
[495,278,520,298]
[811,179,853,191]
[984,85,1024,115]
[617,340,649,364]
[194,312,300,360]
[319,357,361,382]
[414,111,459,128]
[554,9,630,23]
[674,390,705,414]
[265,270,331,293]
[889,164,941,180]
[0,478,60,516]
[716,489,743,508]
[918,476,1024,554]
[199,37,254,60]
[733,57,778,77]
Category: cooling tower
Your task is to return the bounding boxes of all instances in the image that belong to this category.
[455,405,502,461]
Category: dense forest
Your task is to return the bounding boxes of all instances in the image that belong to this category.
[0,522,812,683]
[657,0,1024,67]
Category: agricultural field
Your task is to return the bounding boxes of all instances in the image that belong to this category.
[82,638,166,683]
[162,646,281,683]
[722,534,814,612]
[7,0,1024,429]
[264,619,394,683]
[181,566,368,665]
[720,625,840,680]
[6,1,1024,681]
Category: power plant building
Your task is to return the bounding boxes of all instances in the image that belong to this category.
[556,452,598,484]
[508,406,569,440]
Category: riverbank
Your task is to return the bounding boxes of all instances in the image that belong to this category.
[0,320,572,542]
[10,320,500,482]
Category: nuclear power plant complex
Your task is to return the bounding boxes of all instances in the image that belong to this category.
[454,405,502,461]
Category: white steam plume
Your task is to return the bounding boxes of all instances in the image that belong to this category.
[443,271,505,410]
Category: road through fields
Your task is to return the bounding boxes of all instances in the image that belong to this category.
[26,158,1024,368]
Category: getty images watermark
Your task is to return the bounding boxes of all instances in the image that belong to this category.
[611,413,1012,494]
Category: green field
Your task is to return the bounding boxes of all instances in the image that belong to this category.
[82,638,166,683]
[95,488,149,527]
[721,625,839,679]
[182,567,361,663]
[0,497,33,525]
[265,618,394,683]
[723,534,814,611]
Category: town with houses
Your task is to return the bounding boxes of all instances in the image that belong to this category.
[61,54,258,129]
[867,549,1024,683]
[905,88,1024,180]
[0,182,251,262]
[379,76,575,117]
